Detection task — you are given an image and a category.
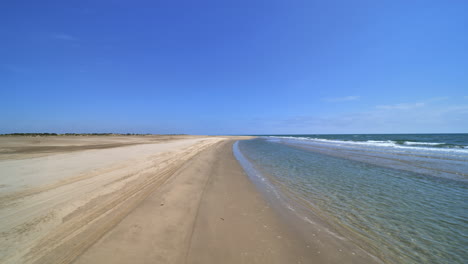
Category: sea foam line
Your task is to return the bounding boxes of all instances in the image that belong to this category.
[233,141,298,213]
[266,136,468,155]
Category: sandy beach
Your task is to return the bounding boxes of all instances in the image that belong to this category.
[0,135,377,264]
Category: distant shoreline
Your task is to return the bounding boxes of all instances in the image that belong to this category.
[0,133,189,136]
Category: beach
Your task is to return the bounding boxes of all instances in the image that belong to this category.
[0,135,378,263]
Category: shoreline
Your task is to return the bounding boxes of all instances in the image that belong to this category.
[74,139,323,263]
[233,141,381,264]
[235,136,468,263]
[1,136,377,263]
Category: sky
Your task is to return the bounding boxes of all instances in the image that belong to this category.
[1,0,467,135]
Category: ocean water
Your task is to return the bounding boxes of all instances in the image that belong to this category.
[234,134,468,264]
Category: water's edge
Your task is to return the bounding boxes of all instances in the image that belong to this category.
[232,140,383,263]
[233,137,468,264]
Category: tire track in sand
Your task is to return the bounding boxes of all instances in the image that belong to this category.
[0,138,224,264]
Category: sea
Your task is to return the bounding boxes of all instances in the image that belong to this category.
[233,134,467,264]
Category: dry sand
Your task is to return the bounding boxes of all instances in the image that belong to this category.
[0,136,378,264]
[0,135,222,263]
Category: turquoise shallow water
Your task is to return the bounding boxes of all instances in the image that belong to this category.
[235,134,468,264]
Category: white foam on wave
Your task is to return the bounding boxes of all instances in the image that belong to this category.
[287,204,296,212]
[266,136,468,155]
[403,141,444,146]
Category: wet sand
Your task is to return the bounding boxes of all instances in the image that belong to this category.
[0,136,377,263]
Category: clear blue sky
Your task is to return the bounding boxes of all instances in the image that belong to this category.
[1,0,467,135]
